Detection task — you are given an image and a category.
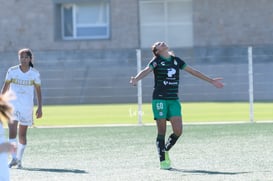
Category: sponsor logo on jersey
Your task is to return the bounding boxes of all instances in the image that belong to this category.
[168,82,178,85]
[167,68,176,77]
[11,79,34,86]
[163,81,178,86]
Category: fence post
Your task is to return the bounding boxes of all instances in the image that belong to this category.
[136,49,143,125]
[248,46,254,122]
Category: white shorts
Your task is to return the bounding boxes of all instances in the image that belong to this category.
[13,108,33,126]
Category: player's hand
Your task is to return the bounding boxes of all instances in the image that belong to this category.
[212,78,224,88]
[130,77,138,86]
[36,107,43,119]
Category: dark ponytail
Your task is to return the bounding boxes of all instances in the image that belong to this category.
[29,61,34,67]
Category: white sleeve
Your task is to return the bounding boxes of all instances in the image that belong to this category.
[4,69,12,82]
[34,72,41,85]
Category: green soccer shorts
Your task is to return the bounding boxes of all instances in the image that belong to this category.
[152,99,182,120]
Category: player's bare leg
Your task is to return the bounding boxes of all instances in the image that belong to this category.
[16,125,28,168]
[156,119,171,169]
[169,116,183,138]
[166,116,182,150]
[8,121,18,168]
[164,116,183,168]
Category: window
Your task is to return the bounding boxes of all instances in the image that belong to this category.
[139,0,193,48]
[61,2,110,40]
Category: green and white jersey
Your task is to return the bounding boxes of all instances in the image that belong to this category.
[149,56,187,100]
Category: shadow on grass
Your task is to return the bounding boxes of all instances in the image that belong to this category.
[21,167,88,174]
[170,168,250,175]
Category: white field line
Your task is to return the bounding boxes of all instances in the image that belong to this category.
[31,120,273,129]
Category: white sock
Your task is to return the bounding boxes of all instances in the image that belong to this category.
[17,143,26,161]
[9,138,17,159]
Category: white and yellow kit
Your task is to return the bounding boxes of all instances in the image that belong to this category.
[4,65,41,126]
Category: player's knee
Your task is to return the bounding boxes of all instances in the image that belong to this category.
[174,128,183,137]
[9,132,17,139]
[157,126,167,135]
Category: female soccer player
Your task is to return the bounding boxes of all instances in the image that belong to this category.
[130,41,224,170]
[1,48,43,169]
[0,93,16,180]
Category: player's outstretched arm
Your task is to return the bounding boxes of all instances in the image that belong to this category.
[184,66,224,88]
[130,66,153,86]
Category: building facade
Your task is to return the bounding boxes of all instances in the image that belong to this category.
[0,0,272,104]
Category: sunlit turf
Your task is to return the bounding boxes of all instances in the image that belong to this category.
[10,123,273,180]
[33,102,273,126]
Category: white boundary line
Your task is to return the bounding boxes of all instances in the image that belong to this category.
[32,120,273,129]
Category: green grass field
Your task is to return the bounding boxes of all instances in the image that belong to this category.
[9,123,273,180]
[7,102,273,180]
[34,102,273,126]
